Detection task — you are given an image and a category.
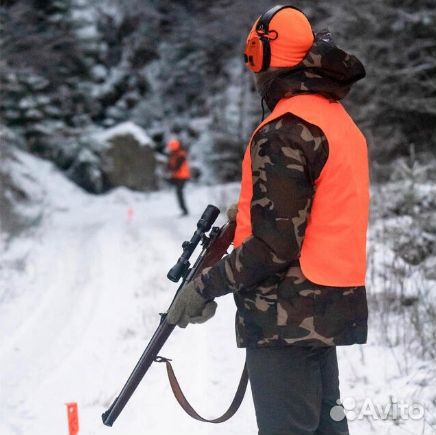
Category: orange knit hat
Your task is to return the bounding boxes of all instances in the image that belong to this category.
[246,7,314,70]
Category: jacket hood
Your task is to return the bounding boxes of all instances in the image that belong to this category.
[256,31,366,111]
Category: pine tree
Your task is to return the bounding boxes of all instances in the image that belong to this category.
[0,0,94,158]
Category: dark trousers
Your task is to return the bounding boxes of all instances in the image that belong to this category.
[172,179,188,214]
[246,346,349,435]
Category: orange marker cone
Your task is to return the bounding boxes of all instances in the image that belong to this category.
[127,207,134,221]
[66,402,79,435]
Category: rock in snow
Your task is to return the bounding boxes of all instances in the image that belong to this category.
[69,122,158,194]
[97,122,157,192]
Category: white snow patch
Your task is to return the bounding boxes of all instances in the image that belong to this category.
[94,121,153,147]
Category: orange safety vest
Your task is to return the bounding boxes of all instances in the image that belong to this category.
[234,94,369,286]
[167,139,191,180]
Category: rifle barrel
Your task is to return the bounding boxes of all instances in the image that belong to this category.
[102,319,175,426]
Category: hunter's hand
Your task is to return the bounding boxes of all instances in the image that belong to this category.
[166,280,217,328]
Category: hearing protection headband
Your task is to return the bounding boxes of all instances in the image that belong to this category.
[244,4,306,73]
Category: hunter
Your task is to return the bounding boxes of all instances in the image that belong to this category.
[167,138,190,216]
[167,5,369,435]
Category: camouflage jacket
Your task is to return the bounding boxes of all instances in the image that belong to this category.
[195,32,368,348]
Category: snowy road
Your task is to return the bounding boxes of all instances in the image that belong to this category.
[1,151,434,435]
[0,152,254,435]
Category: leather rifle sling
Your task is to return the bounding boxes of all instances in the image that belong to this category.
[156,357,248,423]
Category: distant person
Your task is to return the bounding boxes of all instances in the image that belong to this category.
[167,138,190,216]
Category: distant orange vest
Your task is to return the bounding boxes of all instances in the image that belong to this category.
[234,94,369,286]
[167,139,191,180]
[171,149,190,179]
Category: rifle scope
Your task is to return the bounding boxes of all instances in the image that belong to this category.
[167,204,220,282]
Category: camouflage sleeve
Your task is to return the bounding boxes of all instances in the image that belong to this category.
[196,114,328,299]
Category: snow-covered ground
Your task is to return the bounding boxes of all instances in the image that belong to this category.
[1,150,435,435]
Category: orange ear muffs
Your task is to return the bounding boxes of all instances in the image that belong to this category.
[244,33,270,73]
[243,4,308,73]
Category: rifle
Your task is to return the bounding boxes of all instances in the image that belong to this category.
[102,204,247,427]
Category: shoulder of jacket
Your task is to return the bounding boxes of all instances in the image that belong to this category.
[254,114,327,148]
[252,113,329,180]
